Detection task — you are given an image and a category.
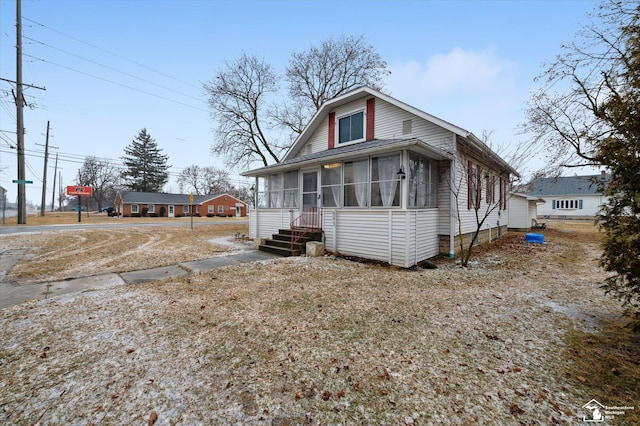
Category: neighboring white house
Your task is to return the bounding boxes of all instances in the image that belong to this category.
[242,86,519,267]
[508,193,545,231]
[527,173,610,219]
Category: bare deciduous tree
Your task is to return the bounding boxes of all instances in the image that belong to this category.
[177,164,233,195]
[204,54,283,169]
[273,35,391,139]
[204,35,390,167]
[76,156,119,211]
[524,0,640,322]
[286,35,390,110]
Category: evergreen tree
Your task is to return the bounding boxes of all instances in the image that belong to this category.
[525,1,640,323]
[121,128,170,192]
[595,9,640,321]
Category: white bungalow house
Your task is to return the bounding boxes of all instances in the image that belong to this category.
[243,87,519,267]
[527,173,610,219]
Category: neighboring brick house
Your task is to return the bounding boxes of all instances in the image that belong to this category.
[114,192,247,217]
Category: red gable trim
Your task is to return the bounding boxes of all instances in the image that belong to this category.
[366,98,375,141]
[328,112,335,149]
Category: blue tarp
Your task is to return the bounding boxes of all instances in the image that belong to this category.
[525,233,544,244]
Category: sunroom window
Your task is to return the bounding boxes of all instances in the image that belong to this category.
[344,159,369,207]
[321,163,342,207]
[338,111,364,144]
[371,154,400,207]
[283,171,299,208]
[263,172,299,208]
[268,174,283,208]
[408,153,438,208]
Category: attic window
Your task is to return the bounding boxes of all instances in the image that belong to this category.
[338,111,364,144]
[402,119,412,135]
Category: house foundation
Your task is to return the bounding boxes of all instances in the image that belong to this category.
[439,225,508,256]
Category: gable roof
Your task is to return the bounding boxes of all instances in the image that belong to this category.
[285,86,471,160]
[244,86,518,177]
[120,192,246,205]
[528,174,609,196]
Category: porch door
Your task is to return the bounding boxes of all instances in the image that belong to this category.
[302,170,319,209]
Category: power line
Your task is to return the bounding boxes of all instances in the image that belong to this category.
[23,35,204,105]
[23,16,201,91]
[23,53,208,112]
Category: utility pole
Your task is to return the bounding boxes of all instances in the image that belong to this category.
[40,121,49,216]
[58,171,63,211]
[36,121,58,216]
[51,152,58,212]
[16,0,26,224]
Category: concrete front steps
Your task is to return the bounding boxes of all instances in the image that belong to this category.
[259,228,323,257]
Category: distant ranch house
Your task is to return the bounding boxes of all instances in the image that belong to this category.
[526,173,610,219]
[115,192,247,218]
[243,86,519,267]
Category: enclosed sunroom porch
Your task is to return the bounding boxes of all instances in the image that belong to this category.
[244,139,454,268]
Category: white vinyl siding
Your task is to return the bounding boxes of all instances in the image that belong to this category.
[456,150,508,236]
[249,208,301,240]
[536,194,608,217]
[508,196,534,230]
[374,99,454,151]
[322,209,440,268]
[302,116,329,156]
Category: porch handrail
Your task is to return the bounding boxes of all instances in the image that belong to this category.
[290,207,323,250]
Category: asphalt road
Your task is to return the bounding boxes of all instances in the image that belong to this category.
[0,217,249,235]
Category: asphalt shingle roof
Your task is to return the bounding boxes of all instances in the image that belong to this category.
[120,192,227,205]
[242,138,454,176]
[528,174,609,196]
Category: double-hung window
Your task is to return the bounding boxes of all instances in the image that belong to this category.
[218,205,224,214]
[131,204,139,214]
[147,205,155,214]
[338,111,364,144]
[208,205,214,214]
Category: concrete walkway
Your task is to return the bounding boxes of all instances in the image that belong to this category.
[0,241,279,310]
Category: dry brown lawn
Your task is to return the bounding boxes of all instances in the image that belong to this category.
[1,220,638,425]
[1,218,249,283]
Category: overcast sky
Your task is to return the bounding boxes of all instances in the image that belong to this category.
[0,0,598,205]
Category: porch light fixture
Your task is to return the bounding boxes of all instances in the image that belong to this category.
[397,166,406,180]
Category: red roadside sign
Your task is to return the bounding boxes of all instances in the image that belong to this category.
[66,185,93,196]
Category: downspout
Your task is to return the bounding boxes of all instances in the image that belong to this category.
[254,176,259,239]
[449,134,457,259]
